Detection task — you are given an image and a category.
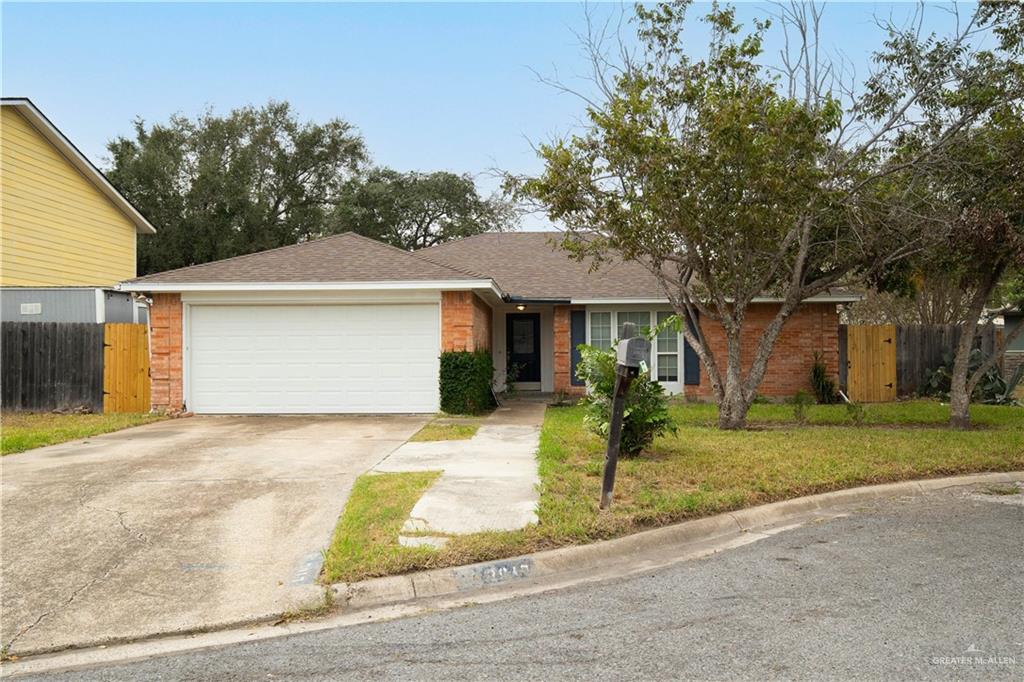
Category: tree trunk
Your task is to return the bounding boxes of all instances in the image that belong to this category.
[717,332,751,430]
[948,334,974,430]
[949,283,991,430]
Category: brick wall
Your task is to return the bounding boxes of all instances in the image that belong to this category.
[690,302,840,399]
[149,293,184,411]
[553,305,587,395]
[441,291,492,352]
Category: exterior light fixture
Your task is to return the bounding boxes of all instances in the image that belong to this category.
[516,304,526,311]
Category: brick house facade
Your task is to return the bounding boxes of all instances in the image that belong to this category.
[440,291,492,352]
[127,232,856,414]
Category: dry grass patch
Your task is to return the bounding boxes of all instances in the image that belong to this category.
[409,422,480,442]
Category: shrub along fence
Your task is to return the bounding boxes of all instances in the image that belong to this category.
[1,322,150,413]
[839,323,1003,399]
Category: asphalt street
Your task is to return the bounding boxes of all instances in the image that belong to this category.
[18,485,1024,681]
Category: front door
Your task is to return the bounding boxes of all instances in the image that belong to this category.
[506,313,541,383]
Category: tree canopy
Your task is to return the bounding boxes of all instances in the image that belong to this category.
[329,168,515,251]
[107,101,511,274]
[514,0,1023,429]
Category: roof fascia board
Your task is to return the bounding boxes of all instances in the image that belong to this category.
[2,98,158,235]
[118,279,504,295]
[572,294,862,305]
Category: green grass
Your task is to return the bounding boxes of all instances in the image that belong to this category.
[409,422,480,442]
[322,400,1024,583]
[1,412,166,455]
[321,471,442,583]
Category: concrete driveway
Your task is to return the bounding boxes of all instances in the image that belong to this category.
[1,414,427,656]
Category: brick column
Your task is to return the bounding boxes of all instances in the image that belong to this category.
[553,305,586,395]
[149,293,184,412]
[441,291,492,352]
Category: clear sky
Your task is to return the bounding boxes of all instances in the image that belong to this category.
[2,2,969,222]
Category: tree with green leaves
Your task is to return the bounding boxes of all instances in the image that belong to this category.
[514,1,1022,429]
[330,168,515,250]
[107,101,366,275]
[911,110,1024,428]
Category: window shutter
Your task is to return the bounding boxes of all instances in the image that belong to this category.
[683,312,701,386]
[570,310,586,386]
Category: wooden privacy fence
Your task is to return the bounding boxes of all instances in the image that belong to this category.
[839,323,1003,401]
[1,322,105,412]
[103,323,151,413]
[844,324,897,402]
[1,322,150,413]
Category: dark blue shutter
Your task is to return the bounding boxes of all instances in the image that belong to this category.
[683,312,701,386]
[570,310,586,386]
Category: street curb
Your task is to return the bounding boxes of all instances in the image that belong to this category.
[331,470,1023,611]
[5,470,1020,671]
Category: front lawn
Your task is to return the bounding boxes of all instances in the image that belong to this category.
[0,412,166,455]
[322,400,1023,583]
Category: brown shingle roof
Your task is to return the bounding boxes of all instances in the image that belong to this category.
[124,232,480,284]
[415,231,664,300]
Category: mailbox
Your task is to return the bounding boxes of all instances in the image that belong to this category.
[616,336,651,368]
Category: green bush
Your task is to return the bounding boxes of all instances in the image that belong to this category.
[790,390,814,424]
[923,349,1023,406]
[439,351,496,414]
[810,351,839,404]
[575,344,676,456]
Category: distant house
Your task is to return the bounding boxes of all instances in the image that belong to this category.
[1004,307,1024,378]
[0,98,156,323]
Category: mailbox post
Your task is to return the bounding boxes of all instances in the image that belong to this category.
[600,322,650,510]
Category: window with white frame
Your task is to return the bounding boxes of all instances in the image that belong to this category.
[616,311,651,337]
[589,310,680,385]
[656,311,679,382]
[590,312,612,350]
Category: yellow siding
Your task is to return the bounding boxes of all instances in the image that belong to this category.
[0,108,137,286]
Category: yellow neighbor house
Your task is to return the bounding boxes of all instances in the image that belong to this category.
[1,98,156,323]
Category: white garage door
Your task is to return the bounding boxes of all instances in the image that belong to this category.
[187,304,440,414]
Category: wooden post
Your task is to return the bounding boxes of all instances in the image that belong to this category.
[600,364,636,510]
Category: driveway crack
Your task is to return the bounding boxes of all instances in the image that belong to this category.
[3,486,150,656]
[76,484,149,544]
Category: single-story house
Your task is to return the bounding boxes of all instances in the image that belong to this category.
[119,231,857,414]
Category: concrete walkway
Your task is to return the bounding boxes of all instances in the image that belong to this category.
[372,398,546,544]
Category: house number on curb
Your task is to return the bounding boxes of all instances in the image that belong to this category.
[455,558,534,589]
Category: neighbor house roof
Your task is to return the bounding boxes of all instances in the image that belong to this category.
[1,98,158,235]
[120,232,490,291]
[415,231,665,301]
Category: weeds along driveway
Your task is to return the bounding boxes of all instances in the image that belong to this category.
[0,414,427,657]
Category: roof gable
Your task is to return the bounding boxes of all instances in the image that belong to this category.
[1,98,157,235]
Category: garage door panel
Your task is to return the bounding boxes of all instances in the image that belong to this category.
[188,304,440,414]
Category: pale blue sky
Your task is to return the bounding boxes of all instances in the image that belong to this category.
[2,2,968,212]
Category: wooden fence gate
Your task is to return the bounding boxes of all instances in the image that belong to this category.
[103,323,151,413]
[846,324,897,402]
